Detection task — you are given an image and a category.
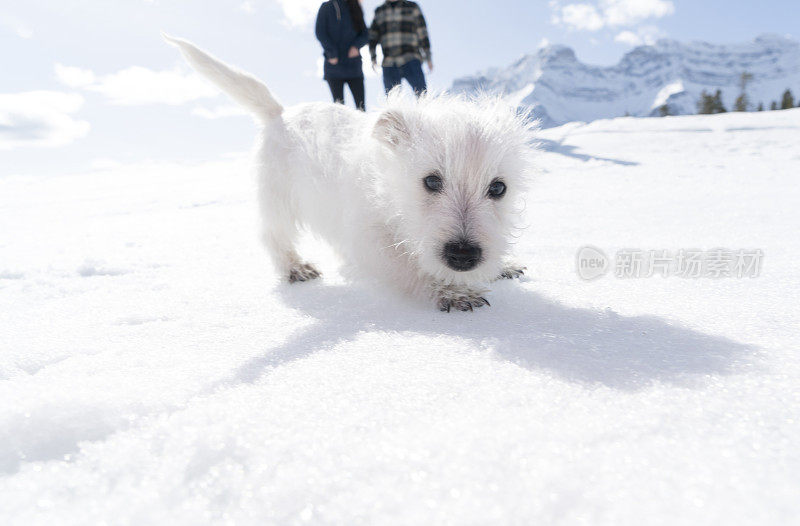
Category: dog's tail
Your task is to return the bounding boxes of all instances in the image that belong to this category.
[164,34,283,122]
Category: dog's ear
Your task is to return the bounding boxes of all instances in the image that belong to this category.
[373,110,410,148]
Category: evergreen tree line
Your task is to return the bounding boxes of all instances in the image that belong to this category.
[697,75,798,115]
[637,72,797,118]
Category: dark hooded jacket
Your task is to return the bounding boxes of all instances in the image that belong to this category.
[315,0,369,80]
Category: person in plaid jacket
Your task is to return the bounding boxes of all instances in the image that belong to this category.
[368,0,433,96]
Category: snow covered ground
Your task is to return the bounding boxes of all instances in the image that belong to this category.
[2,108,799,525]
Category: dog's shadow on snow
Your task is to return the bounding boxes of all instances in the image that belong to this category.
[538,138,639,166]
[229,281,757,392]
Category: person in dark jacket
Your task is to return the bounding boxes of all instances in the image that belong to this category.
[315,0,369,111]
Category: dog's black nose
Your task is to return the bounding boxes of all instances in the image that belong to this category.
[443,240,482,271]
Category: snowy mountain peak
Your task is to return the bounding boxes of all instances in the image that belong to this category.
[753,33,797,46]
[538,44,577,63]
[452,34,800,127]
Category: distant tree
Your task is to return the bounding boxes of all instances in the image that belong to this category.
[734,72,753,112]
[771,101,778,111]
[712,90,727,113]
[697,90,714,114]
[658,104,671,117]
[698,90,727,114]
[757,102,764,111]
[781,89,795,109]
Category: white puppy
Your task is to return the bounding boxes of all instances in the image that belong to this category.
[167,36,533,311]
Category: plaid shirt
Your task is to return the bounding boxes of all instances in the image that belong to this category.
[369,0,431,68]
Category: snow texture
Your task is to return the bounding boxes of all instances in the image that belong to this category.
[1,109,800,524]
[452,34,800,126]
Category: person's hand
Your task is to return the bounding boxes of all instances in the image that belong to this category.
[427,59,434,72]
[348,46,360,58]
[328,57,339,65]
[371,59,378,72]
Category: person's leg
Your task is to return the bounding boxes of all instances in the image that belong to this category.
[402,59,427,96]
[326,79,345,104]
[382,65,403,95]
[346,78,366,111]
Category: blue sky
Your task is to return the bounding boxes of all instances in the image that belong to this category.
[1,0,796,175]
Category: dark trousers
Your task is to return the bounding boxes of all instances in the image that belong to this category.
[382,59,427,96]
[326,78,366,111]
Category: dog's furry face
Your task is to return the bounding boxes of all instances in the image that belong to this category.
[374,92,534,285]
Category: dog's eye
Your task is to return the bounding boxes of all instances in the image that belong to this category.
[423,173,444,193]
[488,180,506,199]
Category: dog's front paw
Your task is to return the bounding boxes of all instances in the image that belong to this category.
[288,263,321,283]
[435,285,491,312]
[497,265,526,280]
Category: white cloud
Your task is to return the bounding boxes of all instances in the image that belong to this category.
[240,1,256,14]
[0,91,90,150]
[603,0,674,26]
[614,25,663,46]
[191,104,248,119]
[553,0,674,31]
[614,30,643,46]
[90,158,124,170]
[54,64,96,88]
[56,64,219,106]
[0,14,33,39]
[16,25,33,39]
[561,4,604,31]
[273,0,321,27]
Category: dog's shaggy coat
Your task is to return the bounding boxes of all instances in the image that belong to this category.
[167,36,534,311]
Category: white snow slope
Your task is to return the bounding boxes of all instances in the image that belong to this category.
[452,34,800,126]
[2,109,800,525]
